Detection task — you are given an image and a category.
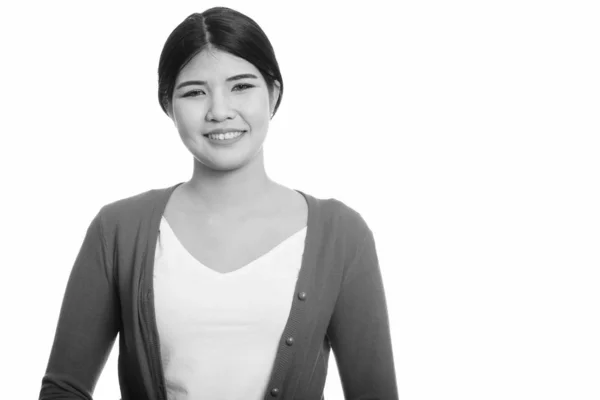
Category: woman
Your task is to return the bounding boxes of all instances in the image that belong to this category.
[39,7,398,400]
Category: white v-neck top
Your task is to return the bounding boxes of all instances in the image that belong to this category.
[153,216,307,400]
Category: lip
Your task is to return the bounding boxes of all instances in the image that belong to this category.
[203,128,247,136]
[203,130,247,146]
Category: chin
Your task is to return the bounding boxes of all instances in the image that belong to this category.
[195,153,252,172]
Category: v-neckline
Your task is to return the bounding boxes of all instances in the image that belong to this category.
[143,182,320,400]
[160,215,307,277]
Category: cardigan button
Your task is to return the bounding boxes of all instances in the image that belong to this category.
[270,387,280,397]
[298,291,307,300]
[285,337,294,346]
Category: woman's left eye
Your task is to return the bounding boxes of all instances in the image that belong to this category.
[233,83,254,91]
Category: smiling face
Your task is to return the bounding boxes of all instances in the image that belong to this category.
[169,47,279,171]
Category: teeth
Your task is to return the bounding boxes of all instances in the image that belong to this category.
[208,131,244,140]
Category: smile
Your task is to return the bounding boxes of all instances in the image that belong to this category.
[203,130,247,145]
[204,130,245,140]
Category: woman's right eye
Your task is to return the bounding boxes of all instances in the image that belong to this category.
[183,90,205,97]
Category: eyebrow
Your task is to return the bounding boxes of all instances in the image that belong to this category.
[175,74,259,90]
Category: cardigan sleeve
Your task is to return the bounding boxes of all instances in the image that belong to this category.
[327,222,399,400]
[39,209,120,400]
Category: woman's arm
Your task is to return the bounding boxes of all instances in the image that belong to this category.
[328,223,399,400]
[39,210,120,400]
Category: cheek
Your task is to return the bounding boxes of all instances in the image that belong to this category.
[241,93,271,121]
[173,101,205,130]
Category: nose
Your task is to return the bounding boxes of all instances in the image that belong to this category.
[205,90,235,122]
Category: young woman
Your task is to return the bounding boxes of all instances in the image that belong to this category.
[39,7,398,400]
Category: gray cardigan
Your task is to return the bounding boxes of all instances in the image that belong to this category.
[39,182,398,400]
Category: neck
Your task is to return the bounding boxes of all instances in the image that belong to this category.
[183,150,279,218]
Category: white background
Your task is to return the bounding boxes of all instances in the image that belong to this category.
[1,0,599,399]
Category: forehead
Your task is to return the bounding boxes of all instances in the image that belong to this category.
[176,49,261,83]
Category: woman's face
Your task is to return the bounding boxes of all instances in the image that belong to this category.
[170,48,278,171]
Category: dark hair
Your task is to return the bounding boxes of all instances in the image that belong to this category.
[158,7,283,117]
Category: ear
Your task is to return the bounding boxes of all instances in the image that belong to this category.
[269,81,281,117]
[165,101,176,125]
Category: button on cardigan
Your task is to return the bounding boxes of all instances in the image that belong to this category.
[39,182,399,400]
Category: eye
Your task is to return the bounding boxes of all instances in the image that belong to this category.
[233,83,254,91]
[183,89,205,97]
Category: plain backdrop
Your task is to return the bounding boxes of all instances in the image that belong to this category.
[1,0,599,399]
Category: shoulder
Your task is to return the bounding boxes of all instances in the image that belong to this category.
[302,190,372,244]
[329,197,373,247]
[313,194,375,271]
[94,182,180,228]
